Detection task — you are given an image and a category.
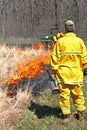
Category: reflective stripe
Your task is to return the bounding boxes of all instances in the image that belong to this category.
[82,55,87,59]
[78,95,84,98]
[51,51,82,58]
[51,52,87,58]
[51,52,60,58]
[61,52,82,55]
[56,79,83,85]
[61,107,70,115]
[75,105,86,112]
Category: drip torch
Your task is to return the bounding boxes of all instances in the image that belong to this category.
[40,33,62,94]
[47,70,60,94]
[45,65,60,94]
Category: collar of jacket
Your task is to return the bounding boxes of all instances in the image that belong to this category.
[65,33,76,37]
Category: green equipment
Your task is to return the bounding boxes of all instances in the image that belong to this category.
[40,36,54,50]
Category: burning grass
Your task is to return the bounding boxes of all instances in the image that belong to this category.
[0,44,49,84]
[0,43,51,128]
[0,43,50,95]
[0,42,87,130]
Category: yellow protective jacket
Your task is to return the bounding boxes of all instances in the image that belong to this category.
[50,33,87,85]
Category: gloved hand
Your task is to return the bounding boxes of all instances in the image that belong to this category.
[51,74,56,80]
[83,69,87,76]
[83,63,87,75]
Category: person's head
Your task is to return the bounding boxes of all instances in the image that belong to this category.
[65,20,75,33]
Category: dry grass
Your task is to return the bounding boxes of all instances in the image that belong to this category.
[0,89,32,130]
[0,45,47,84]
[0,44,49,129]
[0,44,50,95]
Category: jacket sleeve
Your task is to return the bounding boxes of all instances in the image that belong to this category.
[50,41,60,74]
[81,43,87,64]
[81,40,87,70]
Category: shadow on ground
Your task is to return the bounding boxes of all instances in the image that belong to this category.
[28,101,63,119]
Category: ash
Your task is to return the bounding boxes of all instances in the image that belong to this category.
[12,71,50,96]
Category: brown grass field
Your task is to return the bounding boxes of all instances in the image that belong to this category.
[0,43,87,130]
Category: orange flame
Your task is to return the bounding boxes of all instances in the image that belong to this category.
[6,51,50,86]
[0,43,51,96]
[32,42,45,49]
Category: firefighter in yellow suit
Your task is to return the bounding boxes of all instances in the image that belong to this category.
[50,20,87,120]
[53,31,64,43]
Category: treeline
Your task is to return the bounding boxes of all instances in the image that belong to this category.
[0,0,87,41]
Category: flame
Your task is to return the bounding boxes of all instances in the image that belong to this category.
[32,42,45,49]
[0,43,51,96]
[6,51,50,85]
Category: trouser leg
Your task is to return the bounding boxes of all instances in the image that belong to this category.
[59,83,71,115]
[71,84,86,112]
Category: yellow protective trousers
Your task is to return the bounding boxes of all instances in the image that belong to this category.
[59,83,86,115]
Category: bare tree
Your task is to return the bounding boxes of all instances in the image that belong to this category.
[0,0,87,41]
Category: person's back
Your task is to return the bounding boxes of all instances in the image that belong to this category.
[50,20,87,121]
[56,32,87,84]
[51,20,87,84]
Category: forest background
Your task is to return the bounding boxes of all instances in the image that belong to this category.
[0,0,87,42]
